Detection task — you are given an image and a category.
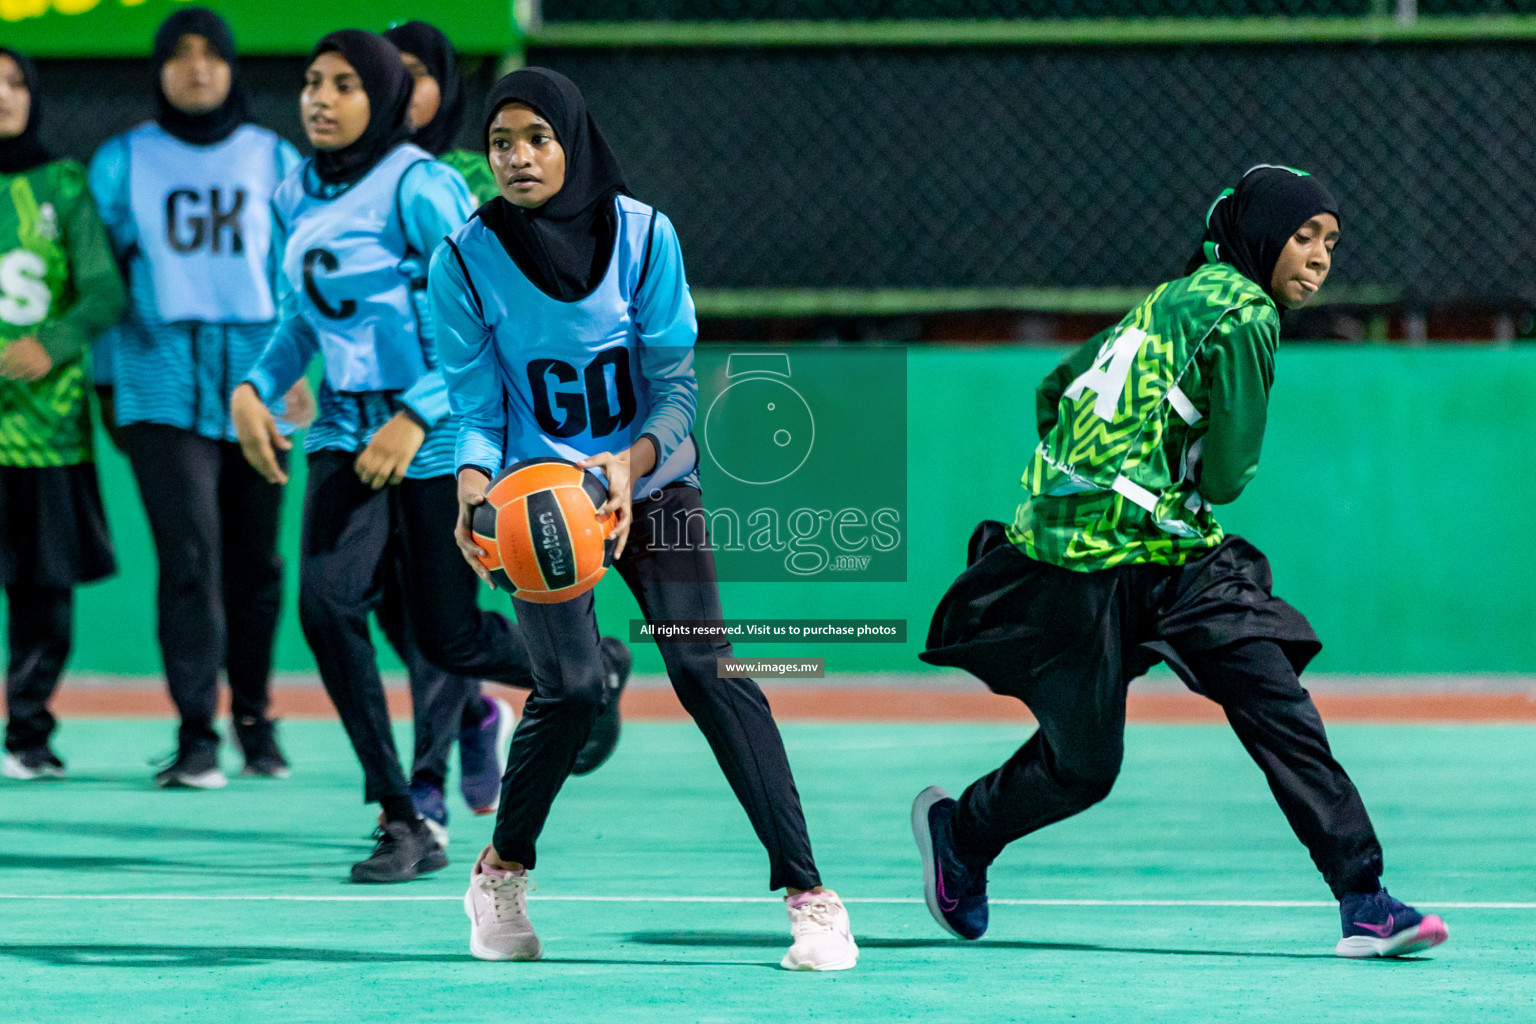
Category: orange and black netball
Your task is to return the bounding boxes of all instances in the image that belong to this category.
[470,457,616,603]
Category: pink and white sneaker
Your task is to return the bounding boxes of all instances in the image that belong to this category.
[464,846,542,961]
[781,889,858,971]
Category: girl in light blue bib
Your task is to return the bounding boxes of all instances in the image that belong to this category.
[433,68,859,971]
[87,8,303,787]
[232,30,546,885]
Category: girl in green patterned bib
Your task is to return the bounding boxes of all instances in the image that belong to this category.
[912,165,1448,961]
[0,48,127,780]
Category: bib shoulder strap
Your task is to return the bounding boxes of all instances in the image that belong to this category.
[444,232,486,322]
[394,158,437,259]
[634,207,659,301]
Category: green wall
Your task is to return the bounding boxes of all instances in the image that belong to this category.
[3,0,513,57]
[19,345,1536,677]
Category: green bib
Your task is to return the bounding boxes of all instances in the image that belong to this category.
[1011,263,1278,571]
[0,160,92,467]
[439,149,500,207]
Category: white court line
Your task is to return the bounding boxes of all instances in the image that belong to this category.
[0,894,1529,909]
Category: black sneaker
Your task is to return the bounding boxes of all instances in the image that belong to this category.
[152,745,228,790]
[350,819,449,884]
[3,746,66,780]
[572,637,632,776]
[911,785,989,940]
[234,717,291,779]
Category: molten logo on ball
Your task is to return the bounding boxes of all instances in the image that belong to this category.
[471,458,615,603]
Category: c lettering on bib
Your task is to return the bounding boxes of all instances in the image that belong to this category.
[302,248,356,320]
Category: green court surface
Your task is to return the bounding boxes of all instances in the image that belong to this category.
[2,720,1533,1023]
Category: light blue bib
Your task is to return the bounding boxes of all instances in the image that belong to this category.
[127,122,279,324]
[451,194,696,494]
[276,144,433,393]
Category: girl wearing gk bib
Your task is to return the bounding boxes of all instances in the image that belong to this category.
[432,69,857,970]
[89,8,306,788]
[0,48,126,780]
[231,31,536,883]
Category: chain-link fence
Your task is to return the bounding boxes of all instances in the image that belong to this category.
[33,56,503,166]
[542,1,1536,20]
[525,43,1535,311]
[35,42,1536,316]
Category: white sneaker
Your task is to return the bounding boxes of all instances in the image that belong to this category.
[464,846,542,961]
[4,750,65,780]
[781,889,858,971]
[421,815,449,850]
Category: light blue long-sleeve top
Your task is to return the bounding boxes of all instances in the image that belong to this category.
[428,194,700,494]
[89,123,302,440]
[244,150,476,479]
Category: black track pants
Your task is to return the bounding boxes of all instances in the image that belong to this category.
[924,522,1384,900]
[121,424,285,752]
[298,453,531,805]
[374,547,479,790]
[4,584,72,752]
[491,485,822,892]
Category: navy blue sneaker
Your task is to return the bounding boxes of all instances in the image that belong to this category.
[458,696,515,814]
[911,786,989,940]
[410,779,449,849]
[1336,888,1448,958]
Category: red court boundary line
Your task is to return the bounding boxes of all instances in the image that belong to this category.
[39,686,1536,723]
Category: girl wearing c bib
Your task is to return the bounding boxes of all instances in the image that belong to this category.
[232,31,536,883]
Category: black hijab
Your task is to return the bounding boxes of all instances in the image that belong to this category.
[382,21,462,157]
[1187,164,1340,303]
[308,31,414,187]
[0,48,52,175]
[479,67,630,302]
[152,7,249,147]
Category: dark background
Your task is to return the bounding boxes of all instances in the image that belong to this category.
[34,38,1536,338]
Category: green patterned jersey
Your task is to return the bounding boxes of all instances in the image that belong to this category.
[1009,262,1280,571]
[0,160,125,467]
[439,149,500,206]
